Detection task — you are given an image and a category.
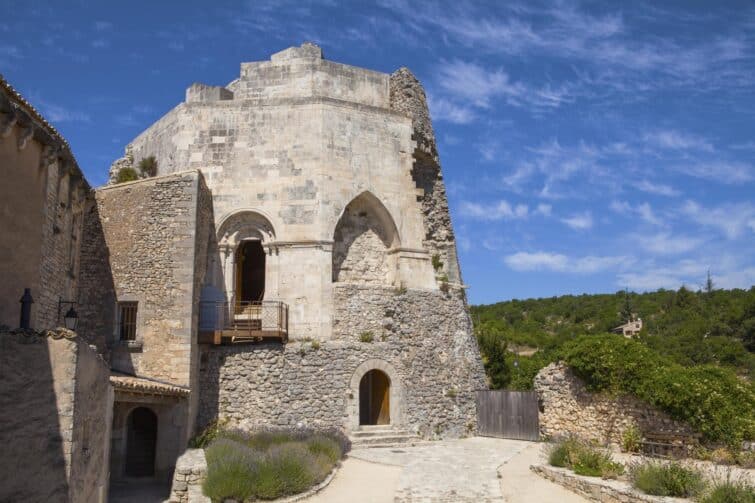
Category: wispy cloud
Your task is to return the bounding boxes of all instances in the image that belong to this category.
[638,232,703,255]
[674,161,753,184]
[610,200,662,226]
[427,95,475,124]
[644,129,714,152]
[681,200,755,239]
[632,179,681,197]
[459,199,528,220]
[36,100,91,123]
[504,251,630,273]
[561,211,593,230]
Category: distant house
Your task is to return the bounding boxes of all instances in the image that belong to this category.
[612,317,643,338]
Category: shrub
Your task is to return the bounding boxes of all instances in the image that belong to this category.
[203,429,348,501]
[432,253,444,271]
[189,419,227,449]
[359,331,374,343]
[138,156,158,177]
[562,334,755,445]
[699,475,755,503]
[621,425,642,453]
[629,461,705,498]
[115,167,139,183]
[548,437,623,478]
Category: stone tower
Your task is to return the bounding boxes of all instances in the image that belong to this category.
[111,43,486,438]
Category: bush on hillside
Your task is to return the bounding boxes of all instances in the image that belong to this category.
[138,156,158,177]
[562,334,755,446]
[115,166,139,183]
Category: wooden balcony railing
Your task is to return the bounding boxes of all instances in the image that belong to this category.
[199,300,288,344]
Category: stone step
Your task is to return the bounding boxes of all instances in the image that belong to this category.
[350,428,409,438]
[349,432,420,448]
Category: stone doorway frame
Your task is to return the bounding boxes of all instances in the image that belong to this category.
[347,359,403,431]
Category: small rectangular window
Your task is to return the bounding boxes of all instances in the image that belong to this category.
[118,302,138,341]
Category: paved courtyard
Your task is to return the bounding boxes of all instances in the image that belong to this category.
[305,437,587,502]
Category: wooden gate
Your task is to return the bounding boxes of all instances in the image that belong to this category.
[476,390,540,441]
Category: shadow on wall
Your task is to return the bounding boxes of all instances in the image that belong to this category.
[77,198,118,358]
[0,331,70,501]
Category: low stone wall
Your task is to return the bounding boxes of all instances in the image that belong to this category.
[198,286,486,439]
[531,465,687,503]
[534,363,693,446]
[169,449,209,503]
[0,328,112,502]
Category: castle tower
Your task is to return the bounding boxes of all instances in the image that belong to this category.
[111,43,485,438]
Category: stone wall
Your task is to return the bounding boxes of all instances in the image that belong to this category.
[199,285,486,438]
[0,76,89,330]
[534,363,694,445]
[86,171,211,389]
[332,201,392,284]
[0,328,112,502]
[169,449,209,503]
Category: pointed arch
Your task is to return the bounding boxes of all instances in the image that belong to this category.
[332,192,401,284]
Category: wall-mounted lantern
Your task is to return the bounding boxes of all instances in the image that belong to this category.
[58,298,79,331]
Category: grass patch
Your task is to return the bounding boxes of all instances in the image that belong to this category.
[547,437,624,479]
[700,475,755,503]
[629,461,705,498]
[202,429,348,501]
[359,331,374,343]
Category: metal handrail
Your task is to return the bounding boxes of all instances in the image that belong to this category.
[199,300,289,335]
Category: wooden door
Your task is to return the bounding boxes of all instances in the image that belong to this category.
[476,390,540,441]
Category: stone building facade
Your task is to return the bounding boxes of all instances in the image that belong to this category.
[108,43,486,441]
[1,43,486,496]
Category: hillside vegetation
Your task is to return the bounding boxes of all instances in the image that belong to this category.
[471,286,755,445]
[471,286,755,389]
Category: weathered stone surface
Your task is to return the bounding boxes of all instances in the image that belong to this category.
[534,363,694,445]
[0,328,112,503]
[169,449,208,503]
[200,285,485,438]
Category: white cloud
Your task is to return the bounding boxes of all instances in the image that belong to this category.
[681,200,755,239]
[638,232,703,255]
[632,179,681,197]
[644,129,714,152]
[535,204,552,217]
[435,59,575,111]
[36,100,91,123]
[459,200,528,220]
[427,96,475,124]
[610,200,662,226]
[504,251,629,273]
[561,211,593,230]
[675,161,753,183]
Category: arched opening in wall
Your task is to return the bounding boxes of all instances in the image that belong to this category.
[235,240,265,303]
[332,192,400,284]
[359,369,391,425]
[125,407,157,477]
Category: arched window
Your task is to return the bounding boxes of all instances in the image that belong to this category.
[332,192,400,284]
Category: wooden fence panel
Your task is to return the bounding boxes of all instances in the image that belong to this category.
[476,390,540,441]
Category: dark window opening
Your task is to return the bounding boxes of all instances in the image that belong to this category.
[236,240,265,303]
[118,302,138,341]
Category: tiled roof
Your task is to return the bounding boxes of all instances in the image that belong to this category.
[110,374,190,398]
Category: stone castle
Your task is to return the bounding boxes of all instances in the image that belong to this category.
[0,43,485,499]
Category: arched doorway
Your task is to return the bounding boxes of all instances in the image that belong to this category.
[235,240,265,303]
[359,369,391,425]
[125,407,157,477]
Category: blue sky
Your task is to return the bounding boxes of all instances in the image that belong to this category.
[2,1,754,304]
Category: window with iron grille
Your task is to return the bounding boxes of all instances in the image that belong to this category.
[118,302,138,341]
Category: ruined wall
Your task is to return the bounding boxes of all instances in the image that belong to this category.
[0,328,111,502]
[199,285,486,438]
[0,79,89,330]
[534,363,694,445]
[390,68,462,285]
[90,171,210,388]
